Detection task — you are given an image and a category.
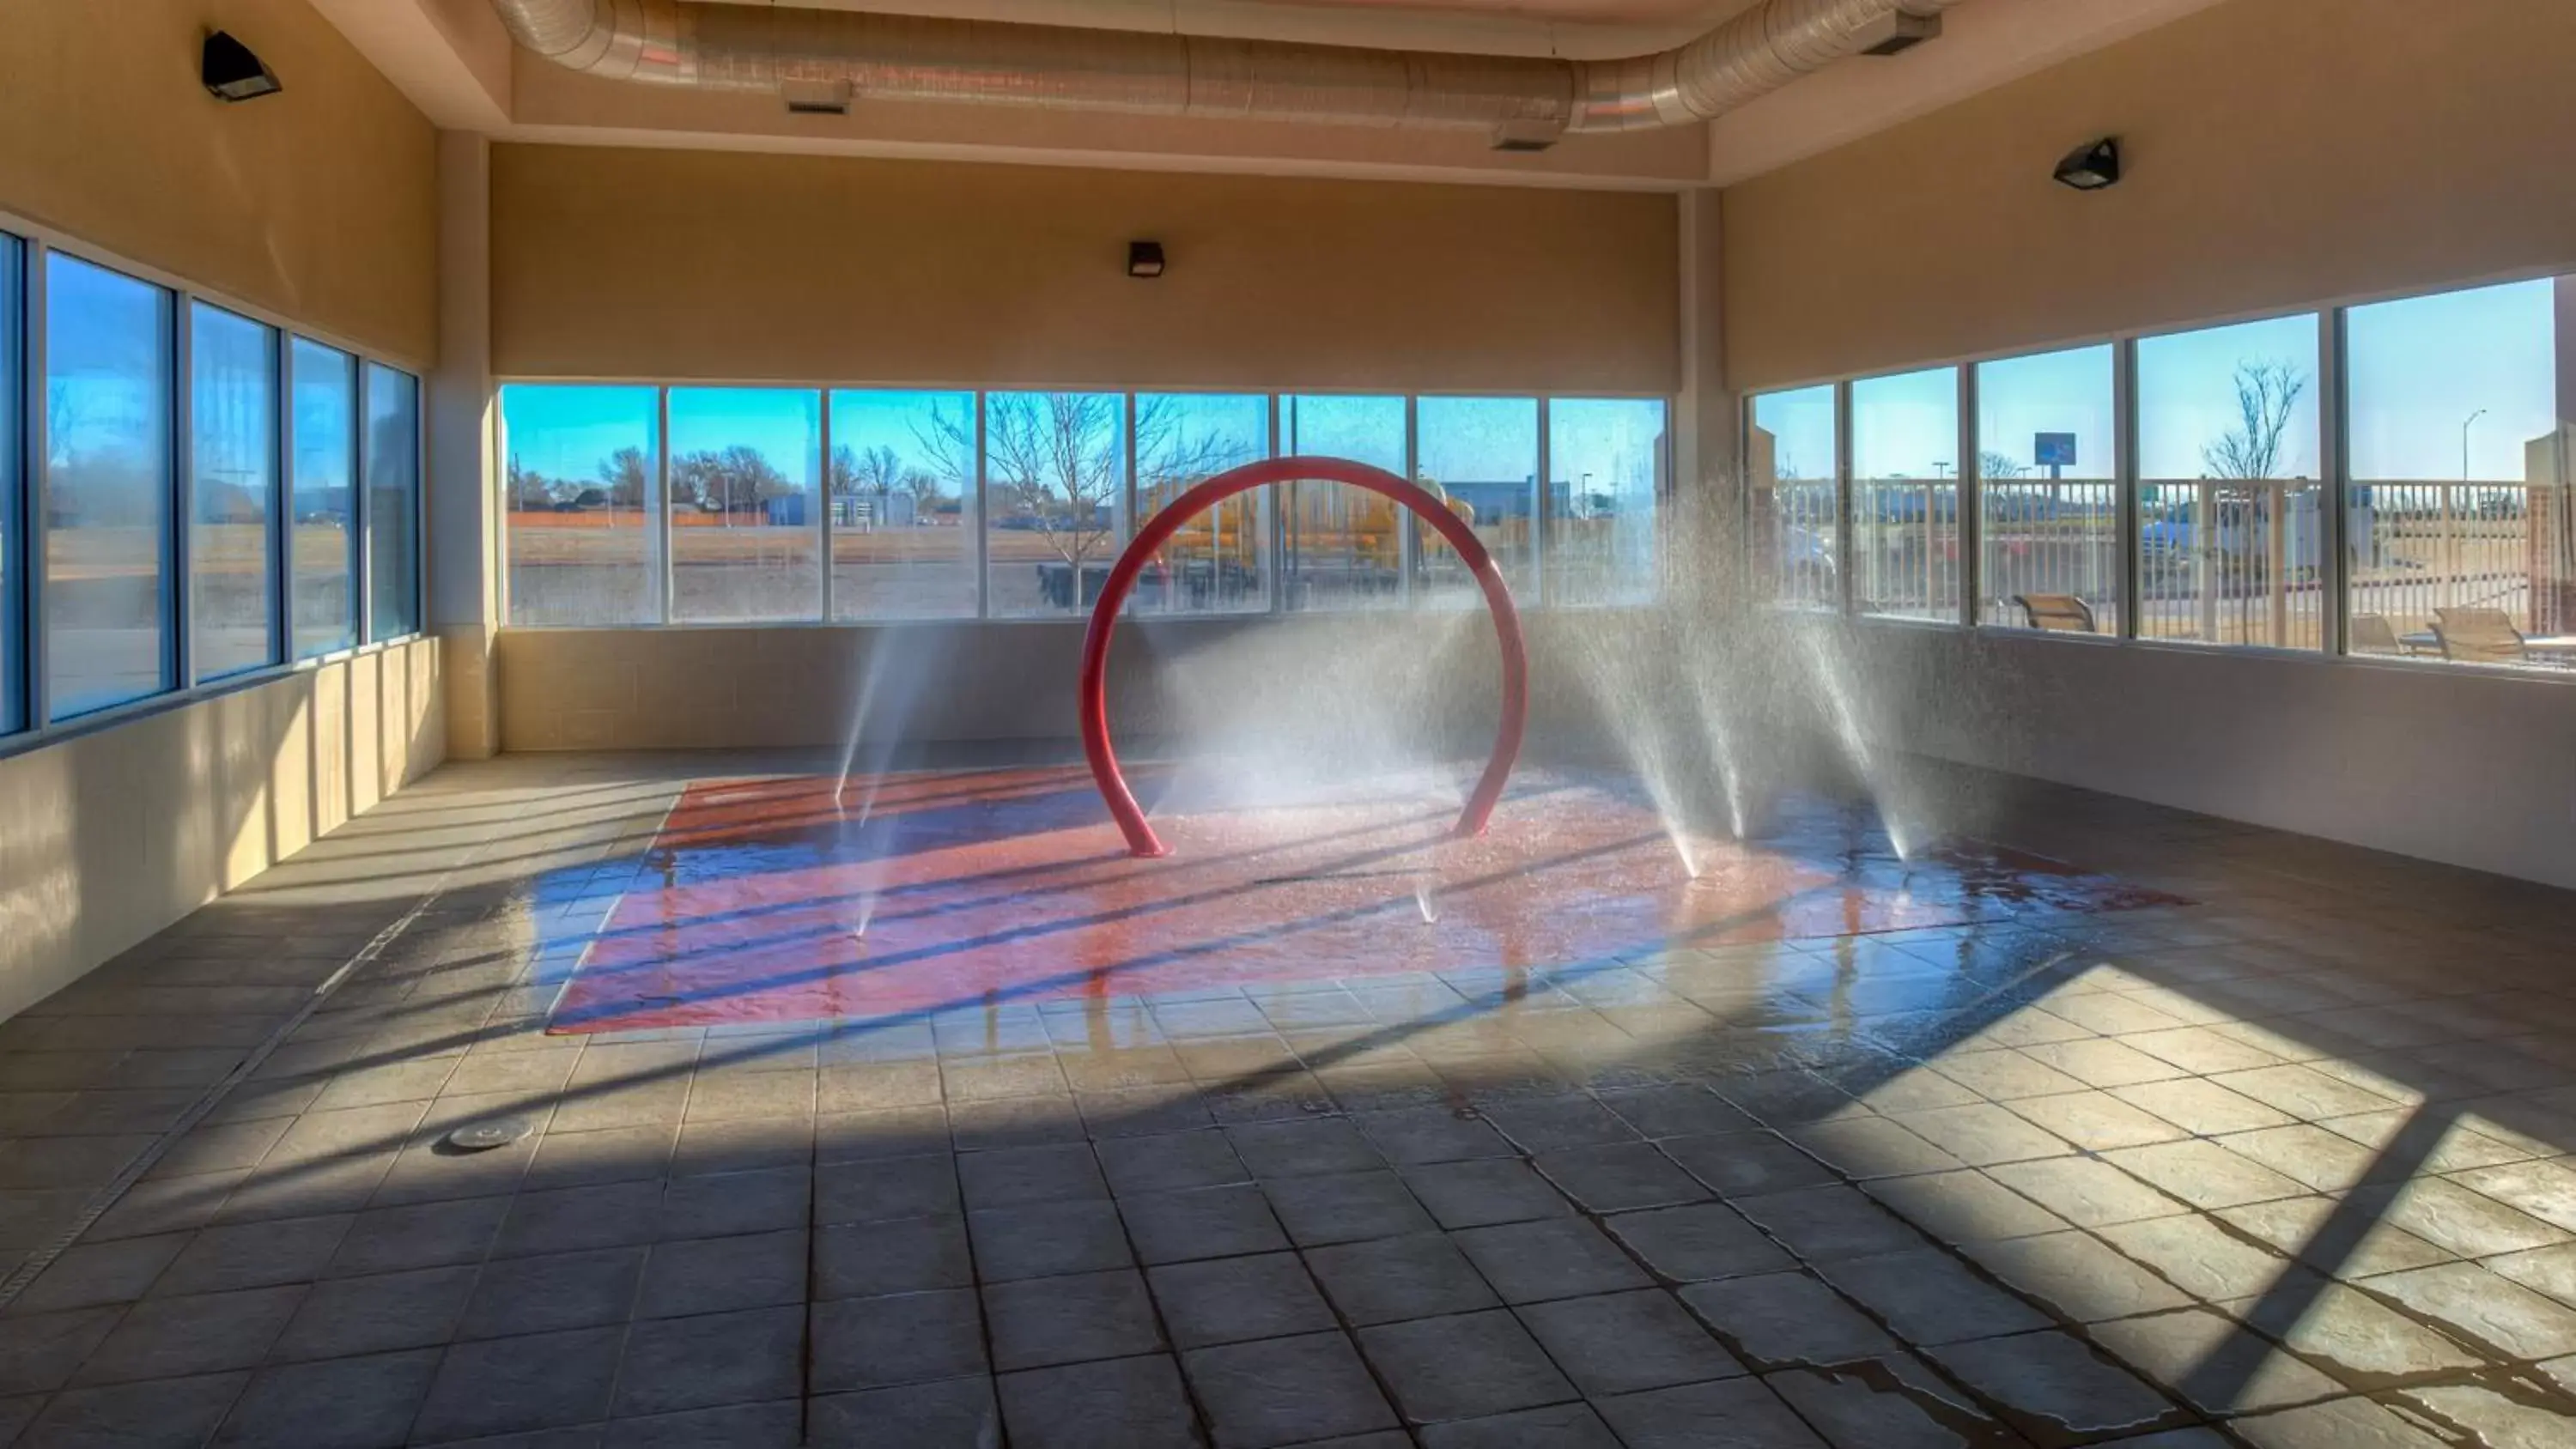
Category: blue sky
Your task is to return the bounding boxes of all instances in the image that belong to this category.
[1756,276,2564,484]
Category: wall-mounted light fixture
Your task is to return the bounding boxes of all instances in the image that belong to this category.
[202,32,283,102]
[1127,241,1166,279]
[783,78,852,115]
[2052,137,2121,191]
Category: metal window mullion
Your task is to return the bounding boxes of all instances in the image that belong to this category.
[1834,379,1855,616]
[1265,392,1283,615]
[355,356,373,649]
[1123,393,1139,617]
[2320,309,2348,656]
[973,392,989,620]
[267,331,288,665]
[2115,339,2140,640]
[171,297,194,689]
[655,386,672,625]
[817,389,833,623]
[1959,366,1980,627]
[1533,397,1551,610]
[1400,395,1419,609]
[21,239,45,727]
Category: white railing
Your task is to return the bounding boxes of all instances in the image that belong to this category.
[1978,481,2120,631]
[2348,482,2574,643]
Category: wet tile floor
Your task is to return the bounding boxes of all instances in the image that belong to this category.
[0,750,2572,1446]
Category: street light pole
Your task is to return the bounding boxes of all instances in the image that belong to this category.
[2462,409,2487,482]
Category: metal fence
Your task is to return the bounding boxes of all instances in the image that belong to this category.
[1852,478,1961,621]
[2348,482,2574,641]
[1978,482,2121,633]
[2136,481,2326,650]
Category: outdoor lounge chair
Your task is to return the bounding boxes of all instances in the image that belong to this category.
[2432,606,2526,664]
[2348,614,2404,655]
[2014,593,2097,633]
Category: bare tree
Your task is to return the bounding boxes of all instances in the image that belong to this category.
[596,446,649,509]
[1977,451,2030,482]
[2202,360,2308,481]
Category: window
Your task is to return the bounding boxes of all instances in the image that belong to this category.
[2347,277,2571,666]
[668,388,820,623]
[289,338,358,658]
[1850,368,1959,622]
[985,391,1125,617]
[0,235,21,735]
[1546,397,1666,607]
[1280,395,1406,611]
[189,305,280,680]
[2137,315,2322,650]
[501,385,661,627]
[364,362,420,641]
[45,253,174,718]
[1978,345,2117,634]
[1135,393,1268,615]
[1416,397,1537,606]
[827,390,975,621]
[1747,385,1838,611]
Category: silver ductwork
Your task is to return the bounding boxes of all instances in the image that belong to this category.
[491,0,1958,145]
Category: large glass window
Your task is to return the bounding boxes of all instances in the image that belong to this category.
[1978,345,2118,634]
[827,390,975,621]
[2137,315,2322,650]
[501,385,661,627]
[289,338,358,658]
[364,362,421,641]
[45,254,174,718]
[0,235,22,735]
[1546,397,1666,607]
[668,388,820,623]
[1135,394,1268,615]
[189,305,280,681]
[1850,368,1959,623]
[984,391,1125,617]
[2347,277,2571,667]
[1280,395,1406,611]
[1747,385,1838,611]
[1416,397,1537,606]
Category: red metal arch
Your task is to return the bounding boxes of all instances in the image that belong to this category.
[1079,456,1529,858]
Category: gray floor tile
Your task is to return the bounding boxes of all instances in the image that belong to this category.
[1185,1330,1400,1448]
[154,1213,354,1295]
[1814,1246,2050,1346]
[1676,1271,1900,1369]
[326,1196,510,1277]
[635,1228,807,1317]
[1929,1331,2190,1446]
[808,1377,1000,1447]
[1358,1309,1576,1424]
[809,1288,987,1391]
[1593,1376,1828,1448]
[410,1325,624,1441]
[459,1246,644,1338]
[1765,1355,2008,1449]
[1263,1170,1437,1246]
[1149,1252,1339,1349]
[1417,1402,1623,1448]
[985,1268,1164,1371]
[24,1370,252,1449]
[1120,1182,1289,1265]
[271,1263,478,1361]
[72,1283,307,1385]
[6,1232,189,1313]
[1097,1129,1249,1196]
[1534,1143,1713,1213]
[997,1354,1202,1449]
[1308,1232,1501,1325]
[215,1348,441,1447]
[816,1216,972,1298]
[1604,1202,1796,1282]
[1730,1185,1928,1264]
[1396,1158,1573,1229]
[969,1199,1135,1281]
[1515,1288,1746,1396]
[604,1398,805,1447]
[659,1166,809,1238]
[1224,1119,1382,1178]
[611,1304,804,1417]
[957,1143,1108,1208]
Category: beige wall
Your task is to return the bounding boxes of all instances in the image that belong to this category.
[0,643,446,1022]
[0,0,439,363]
[490,144,1680,395]
[1721,0,2576,388]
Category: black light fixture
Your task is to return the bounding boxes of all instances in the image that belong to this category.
[2052,137,2121,191]
[1127,240,1166,279]
[202,31,283,102]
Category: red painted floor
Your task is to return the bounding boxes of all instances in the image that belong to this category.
[546,768,2185,1032]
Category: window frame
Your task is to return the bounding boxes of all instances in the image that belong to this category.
[1735,266,2576,686]
[0,209,429,759]
[489,380,1674,630]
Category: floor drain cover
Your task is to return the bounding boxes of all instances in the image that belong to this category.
[446,1119,533,1152]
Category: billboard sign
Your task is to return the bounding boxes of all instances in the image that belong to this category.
[2034,433,2078,468]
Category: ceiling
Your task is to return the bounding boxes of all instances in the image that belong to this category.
[319,0,2227,190]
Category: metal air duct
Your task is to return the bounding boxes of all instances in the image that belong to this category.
[491,0,1959,147]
